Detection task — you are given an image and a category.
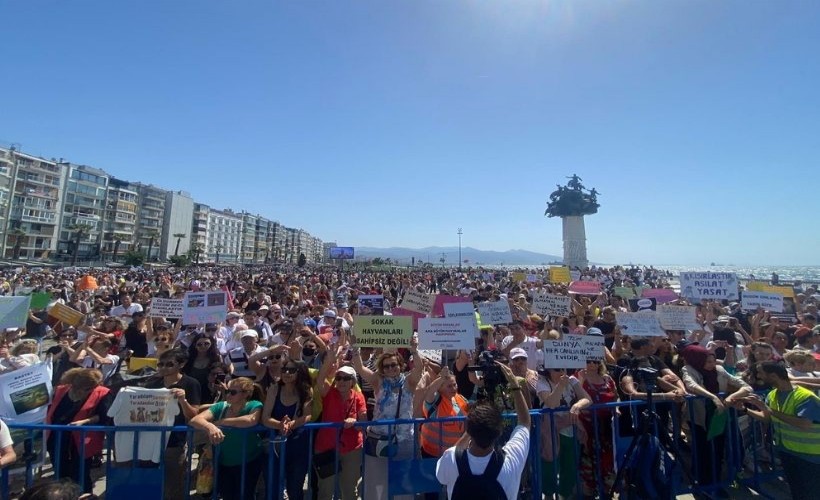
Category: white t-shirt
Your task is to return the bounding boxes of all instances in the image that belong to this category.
[0,419,13,449]
[82,354,120,383]
[225,346,264,378]
[436,425,530,500]
[107,387,179,463]
[109,303,144,322]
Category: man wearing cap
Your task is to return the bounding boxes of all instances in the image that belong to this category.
[500,320,543,371]
[219,311,243,341]
[226,330,265,378]
[509,347,540,408]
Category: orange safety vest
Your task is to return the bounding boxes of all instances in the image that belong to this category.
[420,393,469,456]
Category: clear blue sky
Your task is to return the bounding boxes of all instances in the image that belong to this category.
[2,1,818,266]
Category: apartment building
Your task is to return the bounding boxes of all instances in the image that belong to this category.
[102,177,138,258]
[57,164,108,262]
[132,183,167,261]
[206,208,242,263]
[160,191,194,260]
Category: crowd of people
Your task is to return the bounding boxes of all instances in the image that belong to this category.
[0,264,819,500]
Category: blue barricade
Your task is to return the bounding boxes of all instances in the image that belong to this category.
[0,395,785,500]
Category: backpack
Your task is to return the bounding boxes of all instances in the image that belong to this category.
[451,448,507,500]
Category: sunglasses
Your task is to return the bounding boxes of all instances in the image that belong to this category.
[282,367,298,374]
[157,362,177,368]
[226,389,245,396]
[335,375,354,382]
[381,363,399,370]
[196,342,211,347]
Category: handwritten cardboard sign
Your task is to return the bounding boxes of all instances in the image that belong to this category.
[148,298,184,319]
[47,302,84,327]
[658,305,700,331]
[615,311,666,337]
[568,281,601,295]
[542,334,605,369]
[679,272,739,301]
[531,292,572,317]
[741,292,784,313]
[476,301,513,325]
[400,289,435,316]
[549,266,571,284]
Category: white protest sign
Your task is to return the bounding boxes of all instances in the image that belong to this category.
[542,334,605,369]
[679,272,739,301]
[741,292,784,313]
[418,317,477,350]
[149,298,184,319]
[182,291,228,325]
[443,302,480,337]
[615,311,666,337]
[0,361,53,424]
[531,292,572,317]
[418,349,443,364]
[526,274,538,283]
[476,301,513,325]
[657,305,700,330]
[0,296,32,329]
[570,270,582,281]
[400,289,435,316]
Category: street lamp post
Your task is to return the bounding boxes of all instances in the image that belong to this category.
[457,228,462,271]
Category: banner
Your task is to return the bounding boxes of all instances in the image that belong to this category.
[0,361,53,424]
[29,292,51,310]
[418,317,477,350]
[657,305,701,331]
[476,301,513,325]
[628,297,657,312]
[741,292,784,313]
[0,296,31,329]
[641,288,679,304]
[148,298,184,319]
[400,289,435,316]
[613,286,636,299]
[615,311,666,337]
[568,281,601,295]
[542,334,605,369]
[746,282,795,298]
[549,266,571,284]
[182,291,228,325]
[443,302,480,337]
[531,292,572,317]
[679,272,739,301]
[352,316,413,348]
[357,295,385,316]
[432,295,472,318]
[47,302,84,327]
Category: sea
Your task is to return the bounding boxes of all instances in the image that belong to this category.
[482,265,820,283]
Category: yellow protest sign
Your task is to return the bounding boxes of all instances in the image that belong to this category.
[511,272,526,283]
[352,316,413,348]
[746,281,795,298]
[549,266,571,284]
[48,302,85,326]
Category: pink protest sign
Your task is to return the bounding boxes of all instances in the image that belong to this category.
[391,307,426,331]
[641,288,679,304]
[568,281,602,295]
[431,295,472,318]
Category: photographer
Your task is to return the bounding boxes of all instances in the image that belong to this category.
[619,355,684,448]
[435,360,530,500]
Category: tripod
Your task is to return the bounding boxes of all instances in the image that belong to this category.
[608,377,677,500]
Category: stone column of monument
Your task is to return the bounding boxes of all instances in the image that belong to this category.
[562,215,588,269]
[545,175,600,270]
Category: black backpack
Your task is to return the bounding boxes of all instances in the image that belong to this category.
[451,448,507,500]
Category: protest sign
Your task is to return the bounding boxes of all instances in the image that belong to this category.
[476,301,513,325]
[432,295,471,318]
[47,302,84,327]
[531,292,572,317]
[148,298,184,319]
[741,292,784,313]
[391,307,425,331]
[418,317,477,350]
[570,270,582,282]
[568,281,602,295]
[352,316,413,348]
[182,291,228,325]
[679,272,739,301]
[615,311,666,336]
[658,305,701,330]
[418,349,442,364]
[511,272,526,283]
[526,274,539,283]
[628,297,657,312]
[443,302,480,337]
[0,361,53,424]
[542,334,605,369]
[0,296,31,329]
[613,286,636,299]
[400,289,435,316]
[358,295,385,315]
[549,266,571,284]
[29,292,51,310]
[641,288,679,304]
[746,282,795,298]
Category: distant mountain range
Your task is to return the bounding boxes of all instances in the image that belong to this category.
[354,246,563,266]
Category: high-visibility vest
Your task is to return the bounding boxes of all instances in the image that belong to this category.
[766,385,820,456]
[420,393,469,456]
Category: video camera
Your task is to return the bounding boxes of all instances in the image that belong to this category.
[466,350,512,409]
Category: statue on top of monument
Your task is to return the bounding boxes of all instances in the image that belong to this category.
[545,174,600,218]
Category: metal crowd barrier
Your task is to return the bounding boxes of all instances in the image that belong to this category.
[1,395,784,500]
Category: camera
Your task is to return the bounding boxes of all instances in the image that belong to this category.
[634,366,659,391]
[467,350,511,409]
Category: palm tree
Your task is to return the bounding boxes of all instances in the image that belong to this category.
[173,233,186,257]
[9,229,26,260]
[144,230,160,262]
[215,244,224,264]
[189,242,205,265]
[111,234,127,262]
[68,224,92,266]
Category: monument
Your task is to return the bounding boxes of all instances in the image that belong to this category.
[544,175,600,269]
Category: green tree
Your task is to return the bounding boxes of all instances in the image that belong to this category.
[111,234,128,262]
[9,228,26,260]
[188,242,204,265]
[144,230,160,262]
[173,233,186,257]
[68,224,92,266]
[169,254,190,267]
[123,249,144,266]
[215,244,224,264]
[297,252,307,267]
